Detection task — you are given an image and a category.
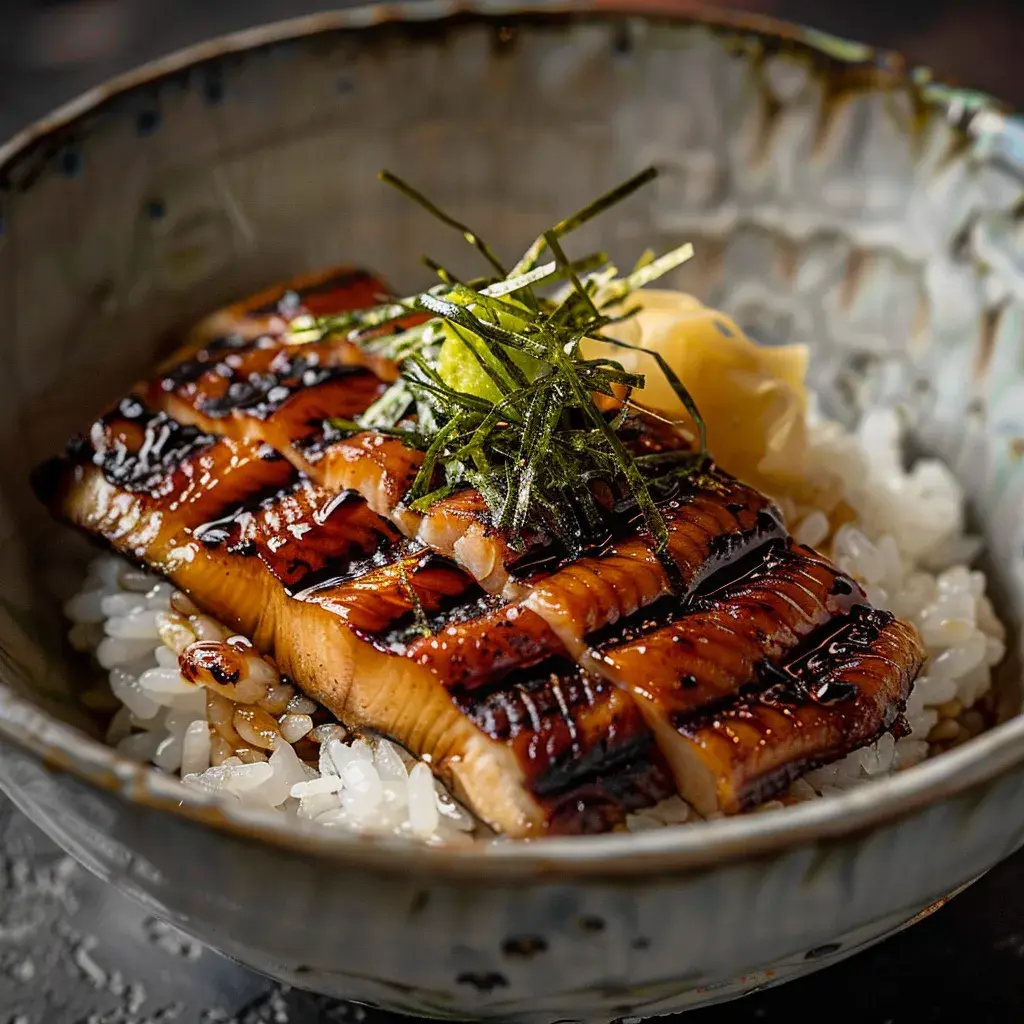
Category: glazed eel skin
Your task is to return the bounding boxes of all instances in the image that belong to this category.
[33,266,925,836]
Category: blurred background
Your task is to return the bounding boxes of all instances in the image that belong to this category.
[0,0,1023,141]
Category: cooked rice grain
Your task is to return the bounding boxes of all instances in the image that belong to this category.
[65,405,1009,838]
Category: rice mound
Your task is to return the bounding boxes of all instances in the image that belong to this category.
[64,403,1008,841]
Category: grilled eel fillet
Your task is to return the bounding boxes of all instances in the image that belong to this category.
[33,265,925,836]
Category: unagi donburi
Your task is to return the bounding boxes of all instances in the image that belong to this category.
[36,169,1006,842]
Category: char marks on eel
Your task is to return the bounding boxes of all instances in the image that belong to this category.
[33,263,925,838]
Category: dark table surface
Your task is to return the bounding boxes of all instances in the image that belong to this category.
[2,799,1024,1024]
[1,2,1023,1022]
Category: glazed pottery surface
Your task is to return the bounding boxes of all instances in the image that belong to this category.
[0,4,1023,1020]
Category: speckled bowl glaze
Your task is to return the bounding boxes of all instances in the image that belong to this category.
[1,4,1024,1020]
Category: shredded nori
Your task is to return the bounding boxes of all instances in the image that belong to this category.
[305,167,708,585]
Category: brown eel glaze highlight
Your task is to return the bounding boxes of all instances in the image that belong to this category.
[34,402,676,836]
[581,540,924,815]
[153,343,736,603]
[667,609,922,815]
[32,263,926,837]
[171,265,406,370]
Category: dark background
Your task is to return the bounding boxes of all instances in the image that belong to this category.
[1,1,1024,1022]
[1,0,1023,139]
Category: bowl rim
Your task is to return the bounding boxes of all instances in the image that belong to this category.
[1,0,1022,880]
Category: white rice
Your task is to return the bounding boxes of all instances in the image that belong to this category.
[66,404,1009,839]
[789,405,1006,795]
[68,561,476,845]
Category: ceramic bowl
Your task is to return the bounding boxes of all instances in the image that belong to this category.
[1,4,1024,1021]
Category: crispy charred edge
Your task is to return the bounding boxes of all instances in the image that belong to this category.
[181,266,393,348]
[407,601,563,690]
[31,397,293,524]
[158,265,404,401]
[417,494,793,693]
[451,657,675,834]
[686,504,789,591]
[373,564,504,655]
[518,486,789,665]
[587,539,867,713]
[673,608,924,815]
[693,537,861,607]
[543,759,676,835]
[80,396,219,494]
[244,266,393,320]
[156,343,385,427]
[527,479,786,593]
[194,478,402,595]
[295,547,488,645]
[287,542,672,832]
